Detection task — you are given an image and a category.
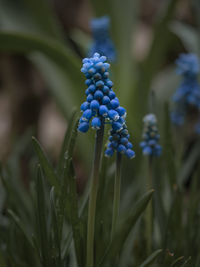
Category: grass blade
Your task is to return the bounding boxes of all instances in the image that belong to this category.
[57,108,79,176]
[32,137,60,192]
[98,190,154,266]
[140,249,162,267]
[7,209,34,249]
[64,159,84,267]
[163,102,177,189]
[50,187,61,266]
[177,140,200,188]
[59,117,84,267]
[35,166,50,267]
[170,256,184,267]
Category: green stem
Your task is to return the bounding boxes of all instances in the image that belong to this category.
[111,152,122,240]
[146,156,153,254]
[86,123,104,267]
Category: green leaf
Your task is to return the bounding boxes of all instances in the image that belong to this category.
[32,137,60,192]
[7,209,34,249]
[98,190,154,266]
[30,53,79,118]
[162,188,183,260]
[1,168,32,222]
[35,166,50,267]
[22,0,63,39]
[163,102,177,189]
[140,249,163,267]
[56,112,79,233]
[170,21,199,54]
[57,108,79,176]
[0,31,83,112]
[170,256,184,267]
[0,31,81,78]
[63,159,84,267]
[49,112,83,265]
[177,140,200,188]
[50,188,61,266]
[153,158,167,240]
[58,117,84,267]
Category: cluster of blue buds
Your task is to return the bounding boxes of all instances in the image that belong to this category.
[88,16,116,62]
[78,53,135,158]
[105,123,135,159]
[171,53,200,128]
[140,114,162,157]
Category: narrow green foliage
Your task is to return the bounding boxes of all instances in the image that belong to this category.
[163,102,177,189]
[7,209,34,250]
[98,190,154,266]
[35,166,50,267]
[63,158,84,267]
[57,108,79,176]
[177,140,200,188]
[153,158,167,239]
[50,188,61,266]
[32,137,60,192]
[58,111,79,234]
[170,256,185,267]
[140,249,163,267]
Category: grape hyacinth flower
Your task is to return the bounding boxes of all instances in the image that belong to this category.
[171,53,200,128]
[140,113,161,253]
[140,114,162,157]
[105,122,135,159]
[78,52,135,159]
[78,53,135,267]
[88,16,116,62]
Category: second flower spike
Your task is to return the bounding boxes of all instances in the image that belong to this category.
[140,114,162,157]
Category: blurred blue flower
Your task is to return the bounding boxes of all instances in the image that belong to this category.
[176,53,199,77]
[88,16,116,62]
[140,114,162,157]
[78,53,135,158]
[171,53,200,128]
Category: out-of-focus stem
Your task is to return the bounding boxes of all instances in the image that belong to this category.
[146,156,153,254]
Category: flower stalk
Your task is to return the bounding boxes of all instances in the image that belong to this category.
[86,122,104,267]
[146,155,153,254]
[111,152,122,240]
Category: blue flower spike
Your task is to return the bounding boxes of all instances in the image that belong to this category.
[88,16,116,62]
[105,123,135,159]
[78,53,135,159]
[140,114,162,157]
[171,53,200,129]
